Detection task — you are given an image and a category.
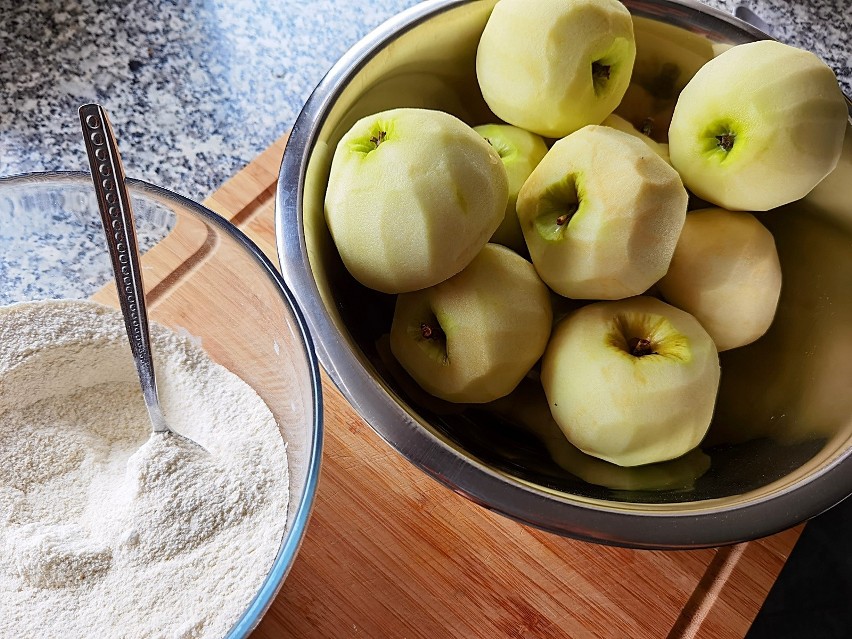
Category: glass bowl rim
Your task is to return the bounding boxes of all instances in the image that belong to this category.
[0,170,324,636]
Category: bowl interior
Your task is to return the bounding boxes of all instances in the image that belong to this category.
[294,1,851,517]
[0,173,320,636]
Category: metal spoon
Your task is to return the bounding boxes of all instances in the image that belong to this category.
[78,103,204,451]
[734,4,774,37]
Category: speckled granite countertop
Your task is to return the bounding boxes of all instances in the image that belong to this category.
[0,0,849,199]
[0,2,850,636]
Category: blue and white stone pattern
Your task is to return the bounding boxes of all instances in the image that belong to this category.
[0,0,421,200]
[0,0,849,305]
[0,0,849,201]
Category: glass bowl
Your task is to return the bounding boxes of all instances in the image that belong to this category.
[275,0,852,549]
[0,171,322,636]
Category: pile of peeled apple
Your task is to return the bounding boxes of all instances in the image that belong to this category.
[323,0,848,484]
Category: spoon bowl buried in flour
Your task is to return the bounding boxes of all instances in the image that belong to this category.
[79,103,206,454]
[0,299,290,638]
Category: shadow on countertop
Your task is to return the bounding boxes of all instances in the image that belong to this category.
[747,496,852,638]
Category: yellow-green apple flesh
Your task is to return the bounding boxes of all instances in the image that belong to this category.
[541,296,720,467]
[488,378,711,491]
[473,123,548,254]
[390,244,552,403]
[325,108,508,293]
[658,208,782,351]
[668,40,848,211]
[516,125,688,300]
[476,0,635,138]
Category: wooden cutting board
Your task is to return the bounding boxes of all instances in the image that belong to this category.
[150,134,801,639]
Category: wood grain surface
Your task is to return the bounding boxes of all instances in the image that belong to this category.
[153,134,802,638]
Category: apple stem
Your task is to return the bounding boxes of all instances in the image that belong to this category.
[370,130,387,148]
[716,132,735,152]
[628,337,656,357]
[555,204,578,227]
[640,118,654,137]
[420,322,444,341]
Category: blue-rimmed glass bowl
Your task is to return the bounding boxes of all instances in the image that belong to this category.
[0,171,322,637]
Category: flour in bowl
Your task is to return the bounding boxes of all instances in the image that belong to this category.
[0,299,290,638]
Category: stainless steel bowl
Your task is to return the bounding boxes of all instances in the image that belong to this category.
[276,0,852,548]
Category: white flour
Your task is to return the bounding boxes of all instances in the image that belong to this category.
[0,300,290,638]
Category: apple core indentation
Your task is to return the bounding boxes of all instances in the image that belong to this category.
[349,120,393,155]
[419,321,443,342]
[412,310,448,365]
[592,60,611,94]
[627,337,656,357]
[534,175,580,241]
[715,132,735,152]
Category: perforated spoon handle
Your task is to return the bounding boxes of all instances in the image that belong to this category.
[79,103,170,435]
